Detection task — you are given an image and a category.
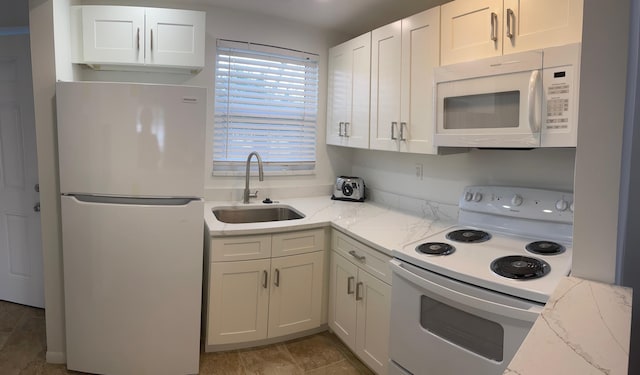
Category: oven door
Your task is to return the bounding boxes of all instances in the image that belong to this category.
[435,52,543,148]
[389,259,543,375]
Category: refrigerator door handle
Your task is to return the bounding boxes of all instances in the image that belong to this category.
[67,194,200,206]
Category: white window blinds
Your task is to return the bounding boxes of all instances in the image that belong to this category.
[213,39,319,175]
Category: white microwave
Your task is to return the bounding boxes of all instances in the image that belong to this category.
[434,43,581,148]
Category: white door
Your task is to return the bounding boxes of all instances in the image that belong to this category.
[440,0,503,65]
[328,252,358,349]
[503,0,583,54]
[347,33,371,149]
[0,33,43,308]
[81,6,145,65]
[400,8,441,154]
[370,21,401,152]
[62,196,204,374]
[355,270,391,375]
[144,8,206,69]
[268,251,324,338]
[326,42,350,146]
[208,258,271,345]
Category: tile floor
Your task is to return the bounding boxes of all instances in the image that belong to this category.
[0,300,374,375]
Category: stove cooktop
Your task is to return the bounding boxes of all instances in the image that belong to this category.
[393,225,573,303]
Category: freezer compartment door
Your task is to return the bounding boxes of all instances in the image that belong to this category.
[61,195,204,375]
[56,81,205,197]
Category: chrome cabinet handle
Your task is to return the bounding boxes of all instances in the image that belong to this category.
[150,29,153,51]
[274,268,280,287]
[137,27,140,50]
[347,276,355,295]
[263,270,268,289]
[506,8,515,39]
[355,282,364,301]
[490,12,498,42]
[391,122,398,140]
[400,122,407,141]
[338,122,344,137]
[348,250,366,262]
[344,122,350,137]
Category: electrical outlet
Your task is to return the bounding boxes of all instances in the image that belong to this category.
[415,163,423,180]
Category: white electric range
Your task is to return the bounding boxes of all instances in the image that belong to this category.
[389,185,574,375]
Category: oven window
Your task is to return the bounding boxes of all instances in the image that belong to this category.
[420,295,504,361]
[443,91,519,130]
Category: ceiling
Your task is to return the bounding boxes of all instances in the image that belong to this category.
[192,0,448,37]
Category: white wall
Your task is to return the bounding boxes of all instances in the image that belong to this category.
[617,0,640,372]
[350,148,576,205]
[571,0,631,284]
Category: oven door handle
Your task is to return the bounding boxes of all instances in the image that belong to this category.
[389,259,542,322]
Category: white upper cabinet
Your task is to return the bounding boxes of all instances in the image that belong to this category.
[326,33,371,149]
[441,0,583,65]
[144,8,205,69]
[502,0,583,54]
[80,6,145,65]
[370,8,441,154]
[73,5,206,72]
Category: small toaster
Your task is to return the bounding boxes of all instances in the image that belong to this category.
[332,176,365,202]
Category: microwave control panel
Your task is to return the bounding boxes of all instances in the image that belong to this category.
[543,66,575,133]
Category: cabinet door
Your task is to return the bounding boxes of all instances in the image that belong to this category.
[268,251,324,338]
[328,252,358,349]
[144,8,206,69]
[81,6,145,65]
[347,33,372,149]
[503,0,582,54]
[370,21,402,152]
[400,7,441,155]
[326,43,350,146]
[355,271,392,375]
[441,0,503,65]
[207,259,270,345]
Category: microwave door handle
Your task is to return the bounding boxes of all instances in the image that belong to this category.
[528,70,541,133]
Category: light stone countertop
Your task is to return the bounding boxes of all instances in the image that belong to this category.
[204,195,457,256]
[504,276,633,375]
[204,196,633,374]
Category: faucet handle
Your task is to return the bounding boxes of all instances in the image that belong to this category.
[249,190,259,199]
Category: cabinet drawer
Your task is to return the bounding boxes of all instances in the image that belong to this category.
[272,228,325,257]
[210,235,272,262]
[332,230,392,285]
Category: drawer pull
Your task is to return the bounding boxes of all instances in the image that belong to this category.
[355,282,364,301]
[347,276,355,295]
[348,250,366,262]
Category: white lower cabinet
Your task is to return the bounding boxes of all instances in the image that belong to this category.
[206,228,326,348]
[329,231,392,375]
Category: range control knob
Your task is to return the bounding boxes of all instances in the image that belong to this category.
[511,194,523,206]
[555,199,569,211]
[472,192,483,202]
[464,192,473,201]
[570,202,574,212]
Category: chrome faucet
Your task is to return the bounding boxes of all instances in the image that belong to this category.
[243,151,264,203]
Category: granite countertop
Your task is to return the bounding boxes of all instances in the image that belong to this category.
[504,276,633,375]
[203,195,457,256]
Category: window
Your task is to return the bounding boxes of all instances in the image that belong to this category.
[213,39,319,175]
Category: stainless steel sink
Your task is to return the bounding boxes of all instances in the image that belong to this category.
[212,205,305,224]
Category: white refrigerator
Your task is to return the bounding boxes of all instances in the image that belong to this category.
[56,81,206,375]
